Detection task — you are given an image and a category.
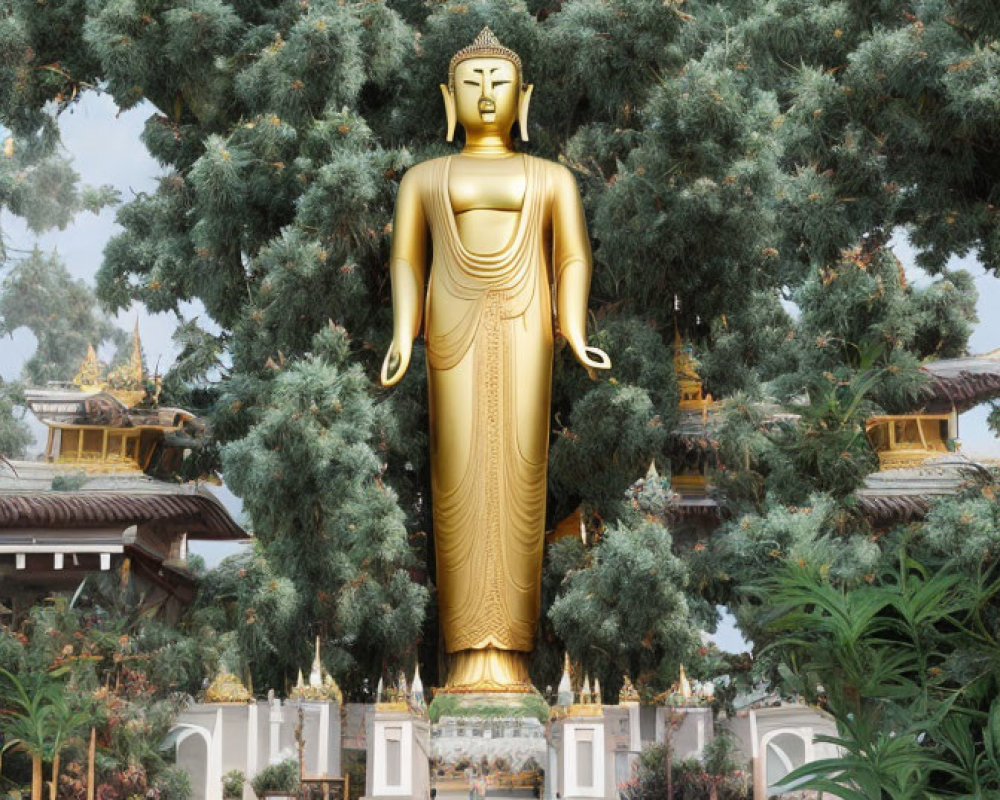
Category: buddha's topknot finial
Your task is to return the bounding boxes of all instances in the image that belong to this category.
[448,27,523,89]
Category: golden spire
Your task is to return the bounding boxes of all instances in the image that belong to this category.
[448,27,523,89]
[678,664,692,700]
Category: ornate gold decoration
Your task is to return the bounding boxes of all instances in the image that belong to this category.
[381,34,610,692]
[74,346,104,391]
[674,328,713,414]
[205,671,253,704]
[289,638,342,704]
[448,27,522,90]
[72,323,147,408]
[619,674,640,705]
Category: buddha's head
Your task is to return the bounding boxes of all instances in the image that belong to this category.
[441,27,533,143]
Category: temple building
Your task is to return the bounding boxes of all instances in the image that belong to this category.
[856,349,1000,526]
[0,330,246,622]
[661,330,1000,536]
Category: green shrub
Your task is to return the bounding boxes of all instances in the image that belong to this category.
[251,761,299,797]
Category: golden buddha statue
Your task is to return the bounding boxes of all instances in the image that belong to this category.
[381,28,610,692]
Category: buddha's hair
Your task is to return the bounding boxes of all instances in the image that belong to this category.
[448,27,523,90]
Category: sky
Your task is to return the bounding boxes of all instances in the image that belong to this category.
[2,90,999,653]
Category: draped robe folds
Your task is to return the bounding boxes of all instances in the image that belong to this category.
[423,154,553,661]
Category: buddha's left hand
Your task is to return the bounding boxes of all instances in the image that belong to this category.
[573,344,611,380]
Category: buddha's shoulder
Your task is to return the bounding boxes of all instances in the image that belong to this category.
[398,157,446,190]
[525,155,577,185]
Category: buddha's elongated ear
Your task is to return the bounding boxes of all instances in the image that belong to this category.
[518,84,533,142]
[440,84,457,142]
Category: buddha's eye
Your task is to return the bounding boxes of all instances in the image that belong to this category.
[493,80,511,87]
[463,80,480,86]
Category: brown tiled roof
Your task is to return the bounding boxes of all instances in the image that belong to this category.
[855,454,982,523]
[0,463,244,540]
[919,350,1000,414]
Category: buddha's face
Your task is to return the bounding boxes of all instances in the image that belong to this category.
[453,57,520,135]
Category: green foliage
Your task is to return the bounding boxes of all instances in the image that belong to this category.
[50,470,88,492]
[426,692,549,724]
[0,379,31,458]
[0,248,128,385]
[213,325,427,692]
[250,760,299,797]
[688,496,881,649]
[760,552,1000,798]
[548,515,698,688]
[0,592,222,797]
[622,737,751,800]
[222,769,245,800]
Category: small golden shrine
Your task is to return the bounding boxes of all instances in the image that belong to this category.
[672,328,716,496]
[865,413,954,471]
[205,668,253,704]
[674,328,714,416]
[619,674,640,706]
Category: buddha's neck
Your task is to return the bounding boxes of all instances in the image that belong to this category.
[461,130,515,157]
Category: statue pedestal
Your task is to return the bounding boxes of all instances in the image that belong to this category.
[428,693,546,793]
[364,708,430,799]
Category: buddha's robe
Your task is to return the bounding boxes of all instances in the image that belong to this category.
[416,153,582,666]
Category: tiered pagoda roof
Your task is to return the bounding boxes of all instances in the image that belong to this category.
[918,349,1000,414]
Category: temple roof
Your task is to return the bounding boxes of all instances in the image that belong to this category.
[0,462,244,540]
[918,349,1000,414]
[855,454,988,523]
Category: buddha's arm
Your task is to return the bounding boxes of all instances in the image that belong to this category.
[381,169,428,387]
[552,166,611,374]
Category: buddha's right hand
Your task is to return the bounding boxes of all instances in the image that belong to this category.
[380,339,412,387]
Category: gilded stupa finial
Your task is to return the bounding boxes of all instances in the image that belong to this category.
[678,664,692,700]
[448,27,523,90]
[289,638,342,704]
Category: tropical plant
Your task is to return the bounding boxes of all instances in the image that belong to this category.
[0,667,87,800]
[760,554,1000,798]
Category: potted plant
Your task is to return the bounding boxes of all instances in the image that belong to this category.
[222,770,246,800]
[251,761,299,799]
